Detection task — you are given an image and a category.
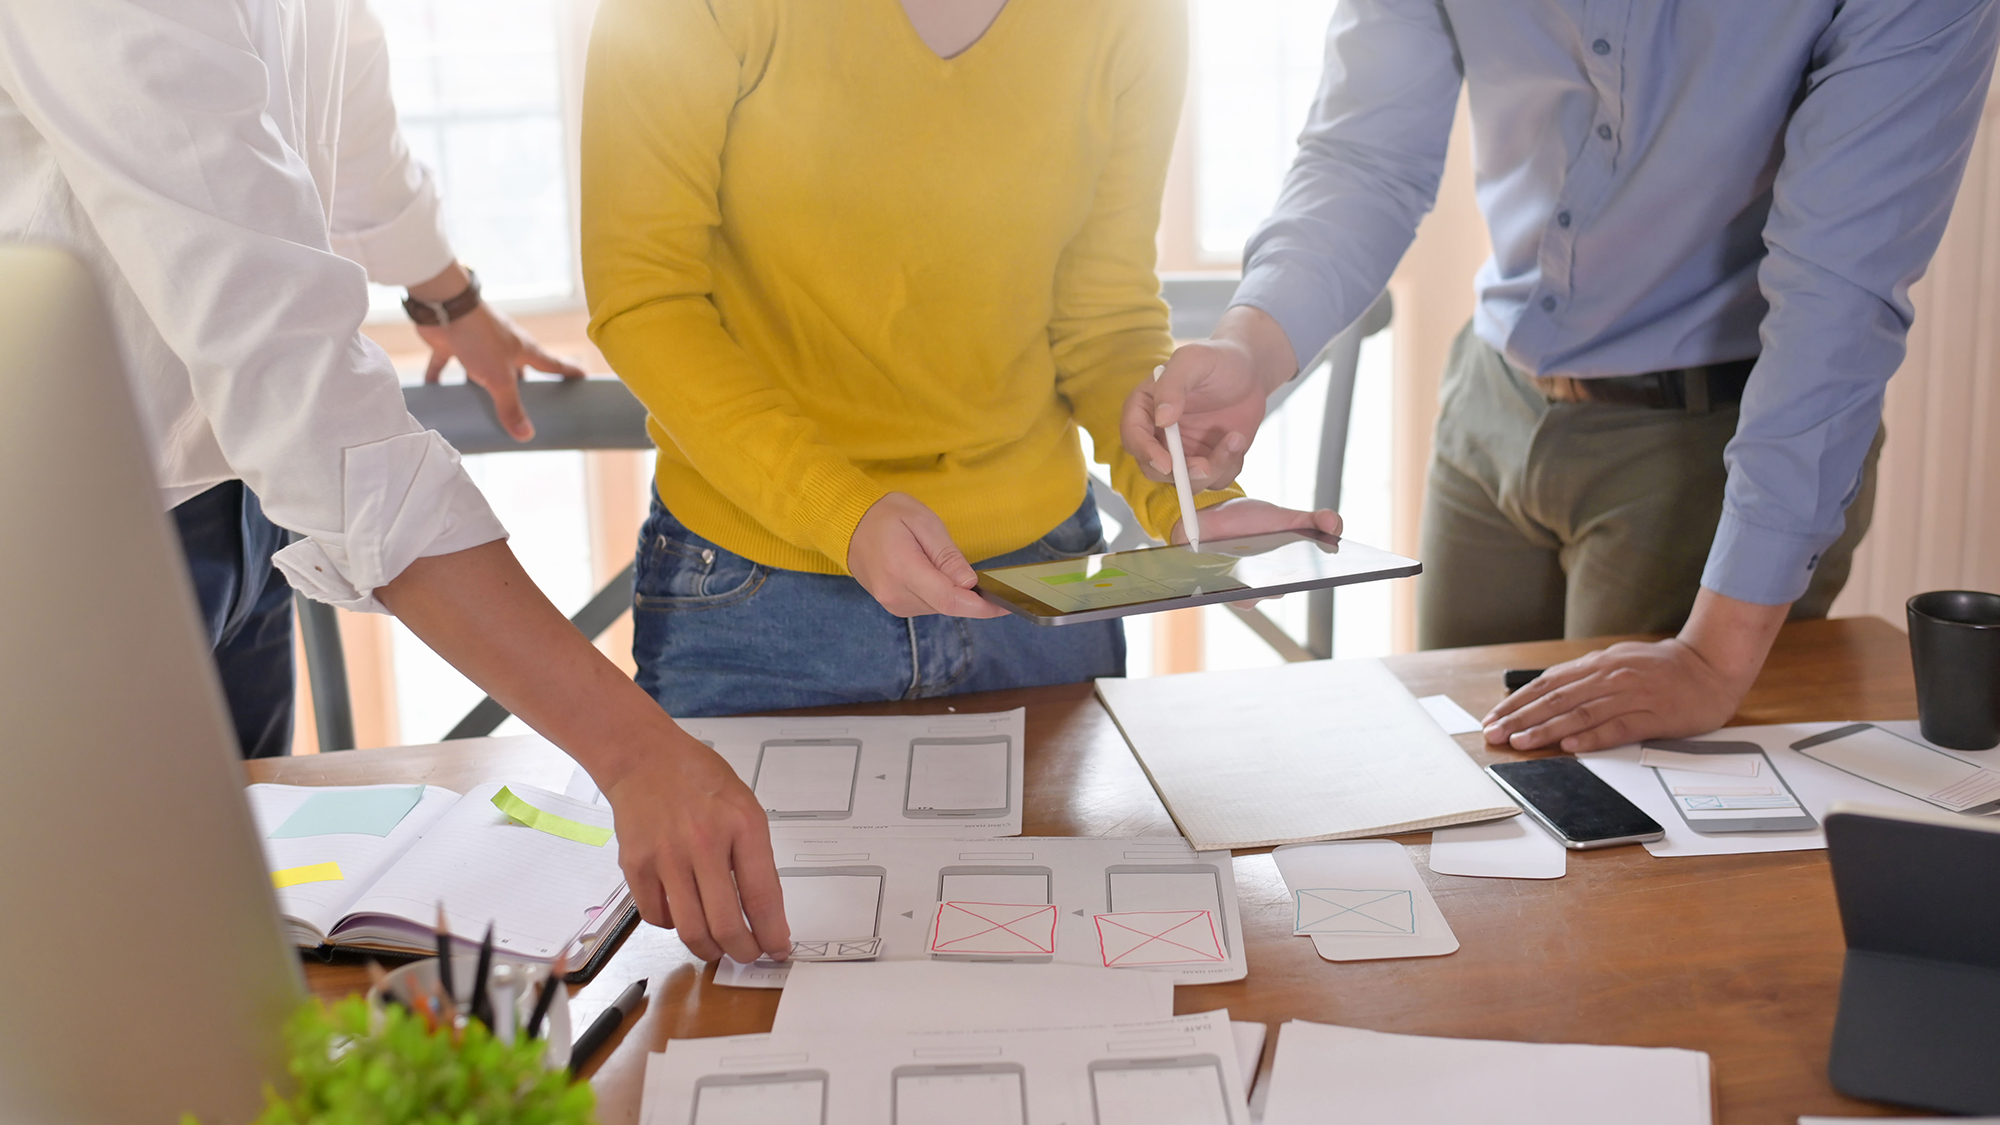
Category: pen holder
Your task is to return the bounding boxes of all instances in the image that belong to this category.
[370,955,574,1071]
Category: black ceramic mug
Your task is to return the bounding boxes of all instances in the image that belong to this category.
[1907,590,2000,751]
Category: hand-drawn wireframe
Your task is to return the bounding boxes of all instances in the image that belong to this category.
[903,736,1013,819]
[1093,910,1226,967]
[1103,864,1231,954]
[890,1062,1028,1125]
[1087,1054,1233,1125]
[689,1069,829,1125]
[1292,888,1416,935]
[778,866,886,960]
[931,866,1054,962]
[1791,723,2000,814]
[1641,739,1818,833]
[787,937,882,962]
[929,901,1059,957]
[754,739,863,820]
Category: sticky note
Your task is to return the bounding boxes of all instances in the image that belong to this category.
[272,861,344,889]
[492,786,612,846]
[269,786,424,839]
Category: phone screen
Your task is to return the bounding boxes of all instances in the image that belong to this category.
[755,741,860,816]
[939,872,1050,903]
[1090,1061,1230,1125]
[1107,871,1223,917]
[692,1076,825,1125]
[894,1069,1026,1125]
[906,737,1009,813]
[779,873,883,941]
[1490,758,1661,843]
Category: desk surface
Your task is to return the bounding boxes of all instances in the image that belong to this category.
[248,615,1919,1124]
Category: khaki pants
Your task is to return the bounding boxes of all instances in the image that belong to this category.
[1416,324,1882,649]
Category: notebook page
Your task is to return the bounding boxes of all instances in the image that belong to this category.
[335,781,626,959]
[246,783,460,941]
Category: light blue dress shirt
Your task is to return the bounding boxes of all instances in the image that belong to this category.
[1233,0,1999,605]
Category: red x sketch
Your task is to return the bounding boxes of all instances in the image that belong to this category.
[928,901,1059,955]
[1094,910,1225,967]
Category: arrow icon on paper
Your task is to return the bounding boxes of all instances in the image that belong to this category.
[874,774,887,780]
[901,911,914,919]
[1072,910,1084,917]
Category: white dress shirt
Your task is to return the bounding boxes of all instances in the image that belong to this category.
[0,0,505,612]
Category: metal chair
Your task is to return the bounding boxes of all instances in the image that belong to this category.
[295,378,652,750]
[1122,277,1394,662]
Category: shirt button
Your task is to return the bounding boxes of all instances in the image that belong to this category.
[1592,38,1611,55]
[1597,123,1614,140]
[1540,296,1557,312]
[1556,211,1572,228]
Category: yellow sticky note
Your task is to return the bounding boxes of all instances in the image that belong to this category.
[272,861,344,889]
[491,785,613,847]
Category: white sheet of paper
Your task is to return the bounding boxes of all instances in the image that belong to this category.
[1578,724,1939,857]
[1096,659,1516,850]
[1230,1021,1267,1096]
[566,711,1027,837]
[1638,747,1763,777]
[1417,694,1484,735]
[644,1011,1249,1125]
[716,836,1247,988]
[1263,1021,1712,1125]
[772,961,1174,1033]
[1271,841,1457,960]
[1428,816,1566,879]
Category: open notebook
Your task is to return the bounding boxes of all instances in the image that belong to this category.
[246,781,633,981]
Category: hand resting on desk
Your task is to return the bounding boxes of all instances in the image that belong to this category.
[1480,587,1789,753]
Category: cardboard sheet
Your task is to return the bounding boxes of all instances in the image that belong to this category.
[642,1011,1251,1125]
[715,836,1247,987]
[1096,659,1516,850]
[1271,841,1458,961]
[1263,1021,1712,1125]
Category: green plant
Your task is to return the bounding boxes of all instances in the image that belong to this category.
[183,995,596,1125]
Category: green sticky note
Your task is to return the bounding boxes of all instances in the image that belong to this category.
[491,786,613,847]
[269,786,424,839]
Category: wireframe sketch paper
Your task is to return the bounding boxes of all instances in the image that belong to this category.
[715,836,1247,987]
[1577,724,1941,857]
[1428,815,1567,879]
[1096,659,1517,850]
[641,1011,1251,1125]
[772,962,1175,1034]
[1792,723,2000,813]
[1272,841,1457,960]
[565,710,1026,837]
[1262,1021,1713,1125]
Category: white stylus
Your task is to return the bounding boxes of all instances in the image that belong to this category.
[1153,365,1202,552]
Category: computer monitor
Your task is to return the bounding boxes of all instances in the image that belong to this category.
[0,245,302,1123]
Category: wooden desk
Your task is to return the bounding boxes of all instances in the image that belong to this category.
[248,615,1917,1124]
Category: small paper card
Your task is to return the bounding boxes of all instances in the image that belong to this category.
[788,937,882,962]
[929,902,1058,956]
[1638,747,1762,777]
[269,786,423,839]
[1293,889,1416,935]
[1094,910,1227,967]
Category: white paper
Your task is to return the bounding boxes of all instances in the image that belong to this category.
[1794,723,2000,811]
[1417,694,1484,735]
[1578,724,1940,857]
[1271,841,1458,960]
[1638,747,1763,777]
[715,836,1247,987]
[566,710,1027,837]
[1264,1021,1711,1125]
[1429,816,1567,879]
[246,783,460,939]
[772,962,1174,1033]
[1230,1021,1266,1095]
[1096,660,1516,850]
[643,1011,1251,1125]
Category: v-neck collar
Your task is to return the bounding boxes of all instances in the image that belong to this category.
[884,0,1021,67]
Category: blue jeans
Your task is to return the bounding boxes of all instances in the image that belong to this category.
[631,495,1126,716]
[170,480,295,758]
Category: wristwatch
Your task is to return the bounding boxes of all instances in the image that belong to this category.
[401,269,483,327]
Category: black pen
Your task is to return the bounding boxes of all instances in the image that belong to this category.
[567,979,647,1075]
[434,903,455,1006]
[469,922,496,1030]
[526,953,567,1041]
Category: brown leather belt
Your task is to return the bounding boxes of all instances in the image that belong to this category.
[1529,357,1756,413]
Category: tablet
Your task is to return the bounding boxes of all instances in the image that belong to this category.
[974,529,1420,625]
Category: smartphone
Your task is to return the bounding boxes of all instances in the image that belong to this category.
[891,1062,1027,1125]
[1486,758,1665,849]
[753,739,861,820]
[903,736,1012,819]
[1088,1055,1233,1125]
[932,865,1054,963]
[690,1069,829,1125]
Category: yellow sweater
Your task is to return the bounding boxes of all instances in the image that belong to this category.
[582,0,1235,575]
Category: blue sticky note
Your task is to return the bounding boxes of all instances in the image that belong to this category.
[269,786,424,839]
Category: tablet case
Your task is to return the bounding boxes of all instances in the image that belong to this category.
[1825,805,2000,1114]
